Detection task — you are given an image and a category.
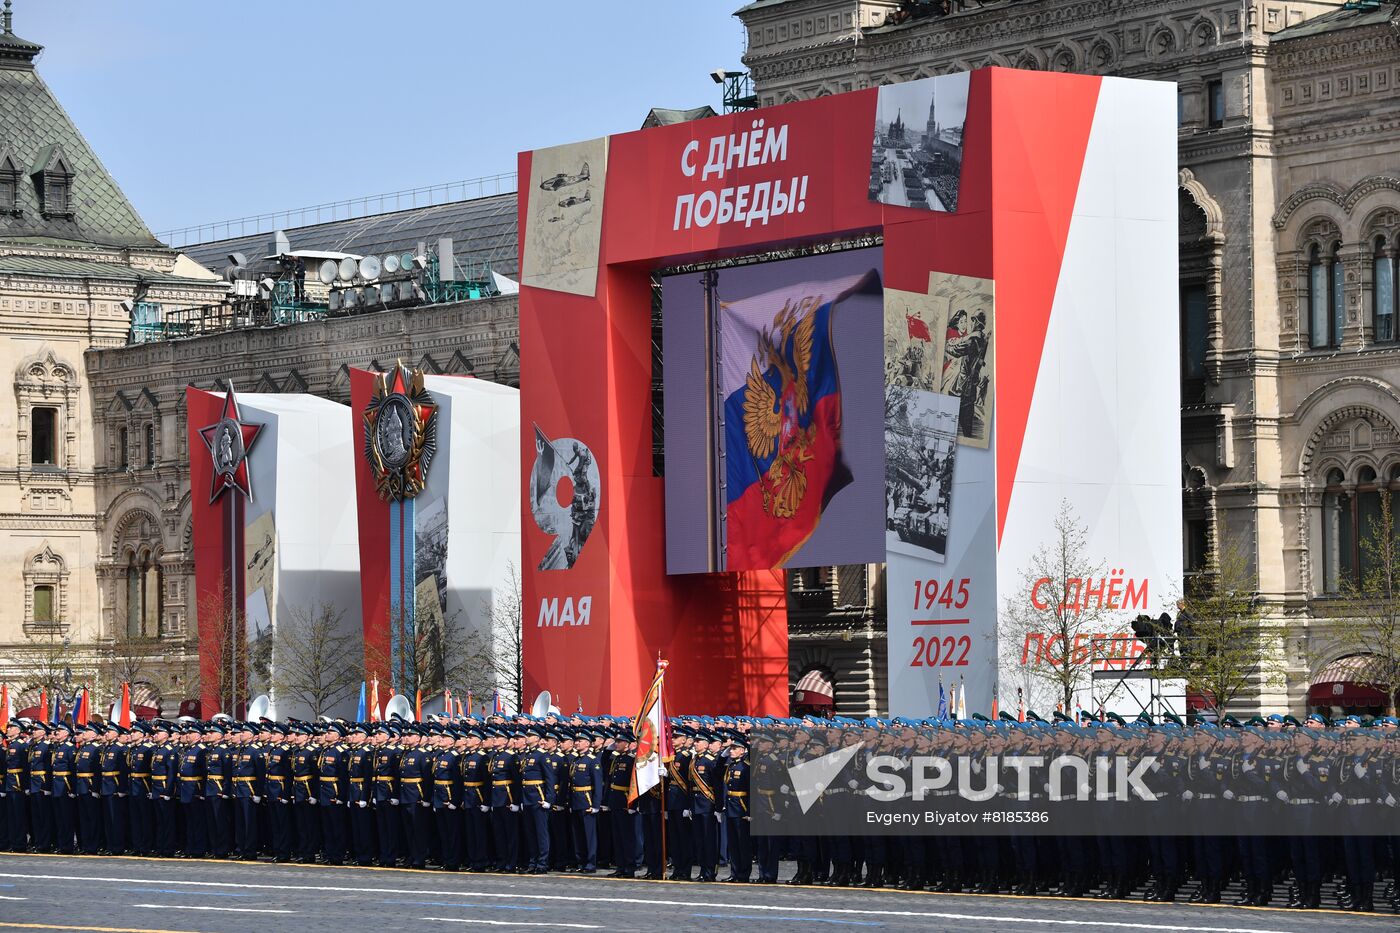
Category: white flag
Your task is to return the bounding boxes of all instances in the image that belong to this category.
[629,662,672,802]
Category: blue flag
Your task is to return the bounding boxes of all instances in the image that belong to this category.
[355,681,367,721]
[936,681,947,720]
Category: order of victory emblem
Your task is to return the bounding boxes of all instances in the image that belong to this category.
[363,363,438,501]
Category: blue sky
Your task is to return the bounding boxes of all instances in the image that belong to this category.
[19,0,746,234]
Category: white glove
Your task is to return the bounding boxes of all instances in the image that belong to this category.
[627,808,638,815]
[420,800,430,808]
[479,805,489,812]
[1328,792,1343,805]
[1353,762,1367,778]
[1275,791,1288,802]
[1181,791,1194,801]
[117,792,127,798]
[1384,794,1396,807]
[1296,760,1310,774]
[771,813,780,822]
[600,805,610,812]
[587,807,598,814]
[554,804,566,812]
[446,803,457,810]
[1241,761,1255,773]
[715,812,723,823]
[682,809,691,818]
[1222,790,1234,800]
[357,801,367,808]
[252,795,261,803]
[509,804,520,812]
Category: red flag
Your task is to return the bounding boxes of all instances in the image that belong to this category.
[76,687,89,727]
[444,687,453,719]
[369,678,381,722]
[907,313,932,342]
[414,688,422,722]
[991,688,999,722]
[38,688,48,725]
[119,682,132,728]
[0,684,9,732]
[1017,687,1025,723]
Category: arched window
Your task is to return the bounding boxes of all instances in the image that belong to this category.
[1330,240,1345,347]
[1309,242,1345,349]
[118,427,128,469]
[126,554,141,638]
[1309,244,1329,348]
[144,423,155,468]
[1321,468,1350,593]
[1321,464,1400,593]
[1374,235,1396,343]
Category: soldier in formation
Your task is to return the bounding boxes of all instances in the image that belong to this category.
[0,708,1395,914]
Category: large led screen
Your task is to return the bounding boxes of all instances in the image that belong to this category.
[663,247,886,574]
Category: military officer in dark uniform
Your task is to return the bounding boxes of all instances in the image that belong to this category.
[459,729,491,871]
[664,727,694,880]
[47,722,76,854]
[72,722,101,854]
[568,730,603,873]
[127,722,155,856]
[316,723,350,865]
[177,725,208,857]
[201,723,233,858]
[261,723,293,862]
[25,722,52,852]
[345,723,375,866]
[289,724,320,862]
[429,727,463,870]
[604,731,637,877]
[369,723,400,867]
[231,722,264,860]
[489,729,521,872]
[397,726,431,870]
[519,728,557,873]
[722,737,751,882]
[98,723,129,855]
[2,718,28,852]
[689,732,722,882]
[147,722,178,858]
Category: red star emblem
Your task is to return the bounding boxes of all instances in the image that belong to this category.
[198,383,264,503]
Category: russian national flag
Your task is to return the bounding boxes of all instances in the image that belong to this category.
[720,269,881,570]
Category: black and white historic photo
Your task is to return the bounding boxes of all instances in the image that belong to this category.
[885,387,959,562]
[869,72,969,212]
[932,270,994,448]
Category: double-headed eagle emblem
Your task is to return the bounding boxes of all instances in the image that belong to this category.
[363,363,437,501]
[742,298,818,519]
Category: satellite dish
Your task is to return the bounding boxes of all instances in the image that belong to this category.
[385,694,414,723]
[359,255,382,280]
[400,252,415,272]
[318,260,337,285]
[247,694,273,722]
[531,691,553,718]
[337,258,358,281]
[383,254,400,274]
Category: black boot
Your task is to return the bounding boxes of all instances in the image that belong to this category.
[1256,881,1273,907]
[786,862,811,885]
[1094,873,1117,899]
[1285,881,1304,909]
[1233,879,1256,906]
[858,866,883,889]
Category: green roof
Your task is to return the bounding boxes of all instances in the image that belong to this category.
[0,37,161,249]
[0,254,207,285]
[1272,1,1397,41]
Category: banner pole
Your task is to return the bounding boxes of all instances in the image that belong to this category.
[661,768,667,881]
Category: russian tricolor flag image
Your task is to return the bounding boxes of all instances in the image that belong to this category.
[720,269,881,570]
